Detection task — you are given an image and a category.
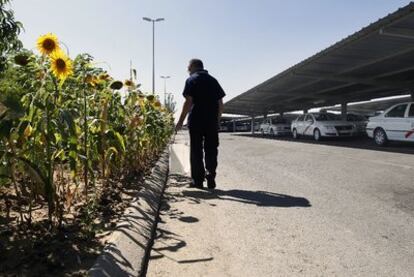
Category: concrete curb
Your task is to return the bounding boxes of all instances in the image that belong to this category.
[89,149,169,277]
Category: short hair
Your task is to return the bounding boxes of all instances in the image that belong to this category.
[189,58,204,69]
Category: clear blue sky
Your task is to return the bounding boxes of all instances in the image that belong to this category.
[11,0,411,116]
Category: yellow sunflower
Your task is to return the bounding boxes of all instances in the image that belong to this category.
[37,33,60,56]
[99,73,111,81]
[50,51,73,81]
[154,100,161,108]
[85,74,99,86]
[124,79,134,87]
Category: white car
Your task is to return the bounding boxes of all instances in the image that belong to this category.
[259,117,291,136]
[366,102,414,146]
[291,113,355,141]
[347,113,368,136]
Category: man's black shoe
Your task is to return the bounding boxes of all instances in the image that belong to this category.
[206,176,216,189]
[189,181,203,189]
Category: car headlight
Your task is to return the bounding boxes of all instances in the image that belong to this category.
[325,125,335,130]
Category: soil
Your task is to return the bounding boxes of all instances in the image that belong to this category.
[0,166,154,277]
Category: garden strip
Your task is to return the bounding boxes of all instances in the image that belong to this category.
[89,148,169,277]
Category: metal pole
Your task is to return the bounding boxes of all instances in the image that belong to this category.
[160,76,170,105]
[152,21,155,94]
[164,78,166,104]
[341,102,347,120]
[143,17,164,95]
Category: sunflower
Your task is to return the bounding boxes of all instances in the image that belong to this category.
[154,101,161,108]
[99,73,111,81]
[84,74,94,84]
[50,51,73,81]
[124,79,134,87]
[37,33,60,56]
[85,74,99,86]
[14,53,30,66]
[110,81,123,90]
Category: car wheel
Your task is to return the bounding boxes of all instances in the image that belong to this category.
[293,129,298,139]
[313,129,322,141]
[374,128,388,146]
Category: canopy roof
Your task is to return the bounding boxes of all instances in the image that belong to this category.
[225,3,414,116]
[324,95,412,114]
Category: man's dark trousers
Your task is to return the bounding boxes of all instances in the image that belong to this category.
[189,127,219,184]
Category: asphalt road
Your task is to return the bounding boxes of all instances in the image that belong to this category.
[146,132,414,277]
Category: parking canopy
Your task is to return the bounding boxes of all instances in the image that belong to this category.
[324,95,412,114]
[224,3,414,116]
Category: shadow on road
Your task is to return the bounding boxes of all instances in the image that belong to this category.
[169,174,311,208]
[233,133,414,155]
[148,173,311,268]
[148,174,213,265]
[183,189,311,207]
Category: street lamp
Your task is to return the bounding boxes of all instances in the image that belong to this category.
[143,17,165,94]
[160,75,170,105]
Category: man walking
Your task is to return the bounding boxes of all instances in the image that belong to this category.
[175,59,225,189]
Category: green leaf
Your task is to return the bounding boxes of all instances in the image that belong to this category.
[15,156,47,187]
[114,131,125,152]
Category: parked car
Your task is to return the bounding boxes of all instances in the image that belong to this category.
[366,102,414,146]
[291,113,355,141]
[259,117,291,136]
[346,113,368,136]
[219,125,229,132]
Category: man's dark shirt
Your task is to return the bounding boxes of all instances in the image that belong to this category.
[182,70,225,130]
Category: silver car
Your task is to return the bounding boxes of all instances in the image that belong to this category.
[291,113,355,141]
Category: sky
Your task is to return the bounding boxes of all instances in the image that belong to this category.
[10,0,412,118]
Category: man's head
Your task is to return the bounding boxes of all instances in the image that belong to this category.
[188,59,204,75]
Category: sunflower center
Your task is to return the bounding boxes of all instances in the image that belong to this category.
[43,39,56,51]
[56,59,66,71]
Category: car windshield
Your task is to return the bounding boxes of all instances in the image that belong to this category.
[313,113,340,121]
[273,117,287,124]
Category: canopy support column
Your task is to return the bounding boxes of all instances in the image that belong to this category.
[232,120,236,132]
[341,102,348,120]
[251,116,256,134]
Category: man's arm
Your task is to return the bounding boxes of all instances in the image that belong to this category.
[175,96,193,132]
[218,99,224,120]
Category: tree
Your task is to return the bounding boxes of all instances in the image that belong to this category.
[0,0,23,72]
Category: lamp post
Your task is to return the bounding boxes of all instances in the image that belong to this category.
[160,75,170,105]
[143,17,165,94]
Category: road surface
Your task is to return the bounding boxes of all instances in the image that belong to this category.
[147,132,414,277]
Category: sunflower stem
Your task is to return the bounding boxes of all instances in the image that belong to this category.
[83,84,89,201]
[45,93,55,224]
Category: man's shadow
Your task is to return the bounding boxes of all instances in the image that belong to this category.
[182,189,311,207]
[169,174,311,208]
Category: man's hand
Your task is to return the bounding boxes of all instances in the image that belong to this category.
[176,96,193,133]
[175,121,183,133]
